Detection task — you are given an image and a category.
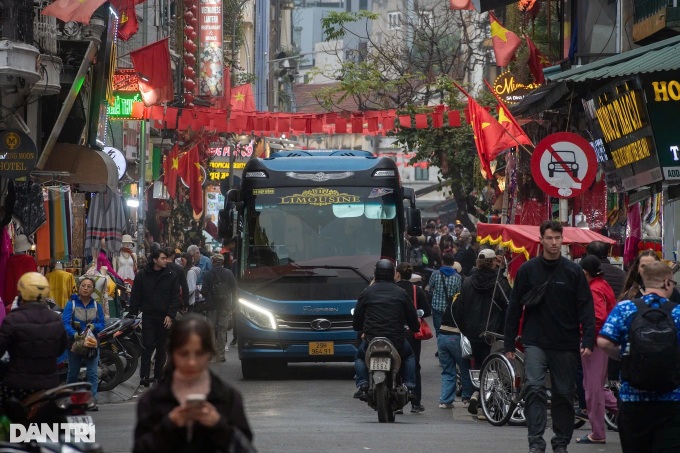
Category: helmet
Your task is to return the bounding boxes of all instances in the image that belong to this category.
[17,272,50,302]
[374,259,395,281]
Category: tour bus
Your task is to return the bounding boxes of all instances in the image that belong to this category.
[219,149,421,378]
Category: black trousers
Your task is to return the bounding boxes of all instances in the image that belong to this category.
[619,401,680,453]
[406,335,422,406]
[470,341,491,370]
[140,315,168,380]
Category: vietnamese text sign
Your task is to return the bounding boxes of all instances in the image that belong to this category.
[108,93,142,120]
[0,130,37,179]
[530,132,597,198]
[642,72,680,180]
[199,0,223,97]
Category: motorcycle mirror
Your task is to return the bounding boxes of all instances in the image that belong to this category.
[416,309,424,317]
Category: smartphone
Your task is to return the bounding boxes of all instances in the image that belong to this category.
[186,393,206,408]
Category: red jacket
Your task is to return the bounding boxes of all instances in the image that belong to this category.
[589,276,616,332]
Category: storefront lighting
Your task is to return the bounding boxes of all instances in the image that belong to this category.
[127,199,140,208]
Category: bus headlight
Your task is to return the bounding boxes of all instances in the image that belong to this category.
[239,299,277,330]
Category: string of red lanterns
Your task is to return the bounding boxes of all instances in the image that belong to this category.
[183,0,198,106]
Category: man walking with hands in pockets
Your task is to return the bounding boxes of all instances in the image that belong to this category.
[504,220,595,453]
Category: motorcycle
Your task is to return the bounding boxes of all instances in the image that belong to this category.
[362,337,411,423]
[98,317,142,384]
[0,382,103,452]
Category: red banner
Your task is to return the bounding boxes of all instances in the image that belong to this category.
[198,0,223,98]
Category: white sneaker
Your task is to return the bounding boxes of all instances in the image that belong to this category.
[439,403,454,409]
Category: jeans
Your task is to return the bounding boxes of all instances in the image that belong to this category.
[437,333,473,404]
[354,339,416,389]
[66,349,100,397]
[431,309,443,336]
[140,315,168,381]
[619,401,680,453]
[524,345,579,451]
[407,335,423,405]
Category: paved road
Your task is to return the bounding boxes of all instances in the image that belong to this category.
[93,333,623,452]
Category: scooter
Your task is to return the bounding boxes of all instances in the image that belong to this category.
[363,337,411,423]
[0,382,103,452]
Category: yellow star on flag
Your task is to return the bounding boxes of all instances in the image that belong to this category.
[482,122,490,128]
[539,55,550,65]
[498,107,510,124]
[194,162,202,170]
[490,20,509,42]
[171,157,179,169]
[234,92,245,103]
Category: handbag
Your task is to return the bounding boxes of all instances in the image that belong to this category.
[70,300,99,358]
[412,286,433,340]
[521,258,561,308]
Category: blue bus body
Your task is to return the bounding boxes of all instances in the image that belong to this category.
[221,150,419,378]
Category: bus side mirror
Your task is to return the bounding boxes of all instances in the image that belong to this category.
[406,208,422,236]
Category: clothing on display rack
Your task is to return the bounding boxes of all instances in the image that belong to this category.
[85,188,127,257]
[12,180,46,237]
[46,267,76,308]
[115,246,137,282]
[3,235,38,311]
[47,186,73,261]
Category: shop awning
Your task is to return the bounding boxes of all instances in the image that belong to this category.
[477,223,616,260]
[548,34,680,83]
[38,144,118,192]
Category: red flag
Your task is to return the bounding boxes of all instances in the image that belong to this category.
[41,0,107,23]
[163,144,180,199]
[230,84,255,112]
[489,12,522,67]
[525,35,550,84]
[468,96,517,179]
[130,38,174,107]
[483,79,533,147]
[449,0,474,10]
[179,145,204,215]
[110,0,139,41]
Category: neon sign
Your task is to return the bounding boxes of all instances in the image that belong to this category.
[108,93,142,120]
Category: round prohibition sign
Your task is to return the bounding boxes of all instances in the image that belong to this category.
[530,132,597,198]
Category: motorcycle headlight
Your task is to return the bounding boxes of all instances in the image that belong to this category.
[239,299,277,330]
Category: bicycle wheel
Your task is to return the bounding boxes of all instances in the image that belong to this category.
[605,380,619,432]
[480,355,516,426]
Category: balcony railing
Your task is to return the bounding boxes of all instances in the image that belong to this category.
[34,1,59,55]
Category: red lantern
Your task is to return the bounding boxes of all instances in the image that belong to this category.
[183,53,196,66]
[183,67,196,78]
[183,11,193,22]
[189,31,197,41]
[182,78,196,91]
[183,0,193,8]
[190,4,197,14]
[184,25,194,36]
[184,93,195,104]
[183,40,197,53]
[190,17,198,29]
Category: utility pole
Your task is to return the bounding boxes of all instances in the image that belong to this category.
[227,0,249,192]
[137,2,149,255]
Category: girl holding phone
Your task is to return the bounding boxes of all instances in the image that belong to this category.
[133,314,253,452]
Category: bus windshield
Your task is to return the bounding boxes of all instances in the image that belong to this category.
[239,186,400,294]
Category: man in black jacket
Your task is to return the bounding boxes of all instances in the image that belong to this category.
[504,220,596,453]
[165,248,190,311]
[352,259,420,400]
[0,273,67,405]
[202,254,237,362]
[129,249,181,387]
[585,241,625,298]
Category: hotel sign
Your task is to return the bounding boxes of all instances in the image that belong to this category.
[493,72,541,105]
[642,71,680,180]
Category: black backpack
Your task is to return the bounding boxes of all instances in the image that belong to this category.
[621,299,680,392]
[211,278,232,311]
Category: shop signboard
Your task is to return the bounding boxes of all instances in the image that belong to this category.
[493,72,541,105]
[641,71,680,180]
[206,143,253,181]
[103,146,127,180]
[109,69,141,120]
[530,132,598,198]
[0,130,37,179]
[584,76,663,191]
[198,0,223,98]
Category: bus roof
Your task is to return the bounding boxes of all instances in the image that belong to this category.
[268,149,373,158]
[251,150,396,173]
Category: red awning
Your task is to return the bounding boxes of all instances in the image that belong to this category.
[476,223,616,260]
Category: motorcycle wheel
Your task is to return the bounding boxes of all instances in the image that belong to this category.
[117,340,140,383]
[376,383,391,423]
[98,349,125,392]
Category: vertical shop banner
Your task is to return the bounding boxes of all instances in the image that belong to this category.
[642,71,680,180]
[199,0,224,98]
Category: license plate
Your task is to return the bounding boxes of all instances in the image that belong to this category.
[309,341,334,355]
[369,357,391,371]
[66,415,94,425]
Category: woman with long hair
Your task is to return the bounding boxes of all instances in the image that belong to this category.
[619,250,660,301]
[134,314,253,452]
